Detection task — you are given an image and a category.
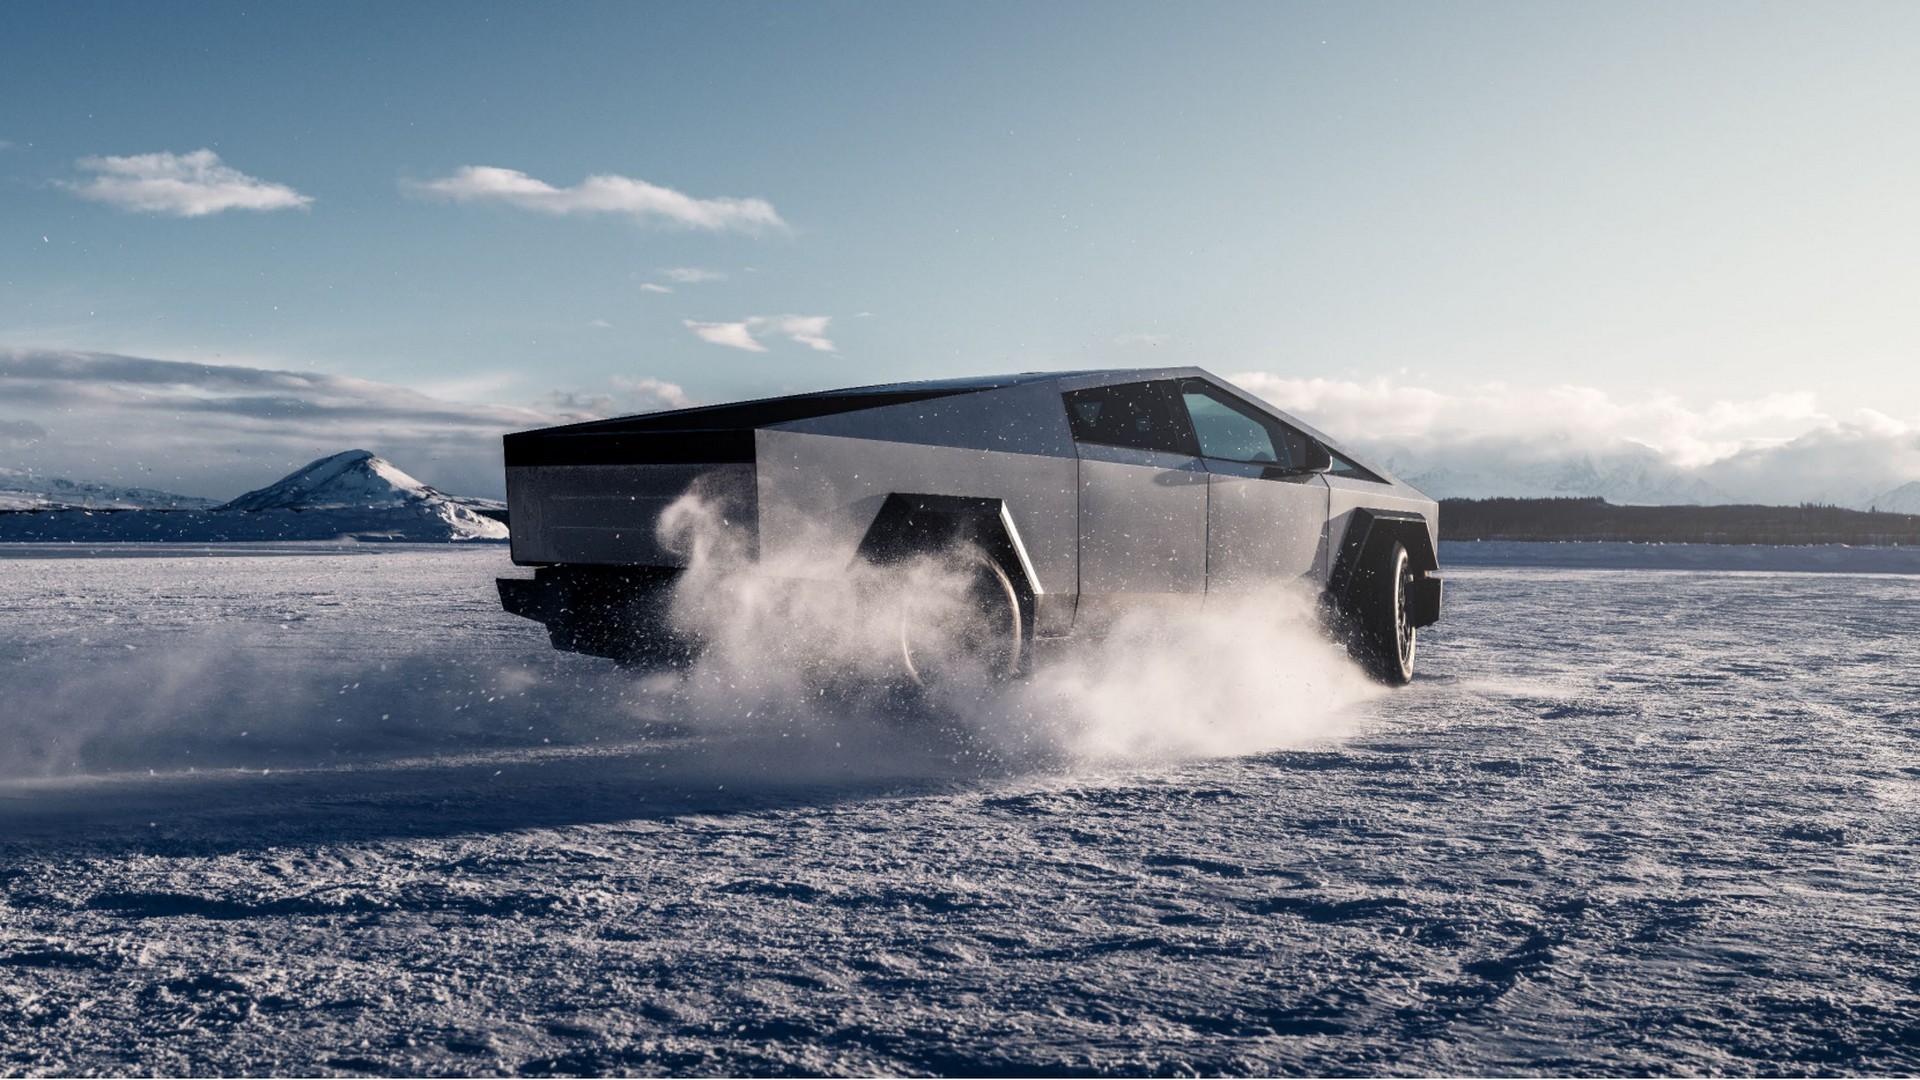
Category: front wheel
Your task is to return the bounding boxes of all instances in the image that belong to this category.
[1355,541,1417,685]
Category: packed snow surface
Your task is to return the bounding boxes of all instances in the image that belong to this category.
[0,544,1917,1074]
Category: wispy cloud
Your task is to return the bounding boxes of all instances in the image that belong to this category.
[1230,373,1824,468]
[1230,371,1920,507]
[4,346,1911,508]
[588,318,614,329]
[546,375,693,416]
[0,419,46,445]
[757,315,835,352]
[412,166,783,233]
[612,375,693,411]
[61,150,313,217]
[639,283,673,294]
[662,267,727,283]
[1113,333,1168,347]
[684,320,766,353]
[683,314,836,354]
[0,348,565,498]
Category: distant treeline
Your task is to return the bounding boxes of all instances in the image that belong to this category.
[1440,497,1920,546]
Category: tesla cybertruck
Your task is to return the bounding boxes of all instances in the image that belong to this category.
[496,368,1443,683]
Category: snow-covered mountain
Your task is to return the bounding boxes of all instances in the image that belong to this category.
[0,468,219,512]
[0,450,507,543]
[215,449,508,539]
[1868,481,1920,515]
[219,450,497,514]
[1379,442,1730,506]
[1354,429,1920,510]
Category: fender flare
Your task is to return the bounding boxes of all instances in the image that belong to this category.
[1328,508,1443,628]
[855,493,1041,631]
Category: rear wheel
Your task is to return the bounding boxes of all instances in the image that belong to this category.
[1356,541,1417,685]
[899,546,1024,688]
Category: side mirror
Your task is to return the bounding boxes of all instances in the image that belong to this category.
[1260,441,1333,480]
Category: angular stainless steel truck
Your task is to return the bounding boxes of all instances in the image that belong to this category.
[497,368,1442,683]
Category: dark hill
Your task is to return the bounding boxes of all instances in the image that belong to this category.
[1440,497,1920,546]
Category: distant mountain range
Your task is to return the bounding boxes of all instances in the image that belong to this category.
[1870,482,1920,515]
[1375,442,1920,513]
[0,469,220,512]
[1390,447,1731,506]
[8,446,1920,547]
[0,451,507,543]
[1442,497,1920,546]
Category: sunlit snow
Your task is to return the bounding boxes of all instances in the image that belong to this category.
[0,545,1916,1073]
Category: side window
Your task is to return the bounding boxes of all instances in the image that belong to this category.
[1178,381,1307,468]
[1062,381,1196,455]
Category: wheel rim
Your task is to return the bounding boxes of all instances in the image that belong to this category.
[900,549,1023,687]
[1393,548,1417,674]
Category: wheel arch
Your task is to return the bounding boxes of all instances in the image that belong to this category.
[1328,508,1443,628]
[855,493,1041,632]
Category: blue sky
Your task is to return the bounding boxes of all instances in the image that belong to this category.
[4,1,1919,500]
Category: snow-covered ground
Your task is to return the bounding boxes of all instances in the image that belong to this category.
[1,545,1917,1074]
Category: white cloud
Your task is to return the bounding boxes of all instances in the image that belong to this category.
[409,370,525,403]
[754,315,836,352]
[662,267,727,283]
[1113,333,1168,347]
[544,389,610,412]
[3,346,1911,510]
[1228,371,1920,507]
[413,166,783,232]
[684,320,766,352]
[1231,373,1826,467]
[683,315,836,353]
[639,283,673,294]
[0,347,568,499]
[0,349,714,499]
[62,150,313,217]
[588,319,614,329]
[612,375,693,411]
[547,375,695,416]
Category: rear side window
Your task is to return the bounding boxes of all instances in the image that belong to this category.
[1063,381,1197,455]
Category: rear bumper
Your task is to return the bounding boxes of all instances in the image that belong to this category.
[497,575,555,623]
[497,566,686,665]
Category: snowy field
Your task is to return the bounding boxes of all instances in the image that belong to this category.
[2,544,1918,1075]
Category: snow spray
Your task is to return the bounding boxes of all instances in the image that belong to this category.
[637,493,1384,768]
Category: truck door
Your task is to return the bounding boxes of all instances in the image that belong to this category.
[1064,379,1209,623]
[1176,378,1329,592]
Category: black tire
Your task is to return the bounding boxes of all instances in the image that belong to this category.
[1356,540,1417,685]
[899,546,1025,688]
